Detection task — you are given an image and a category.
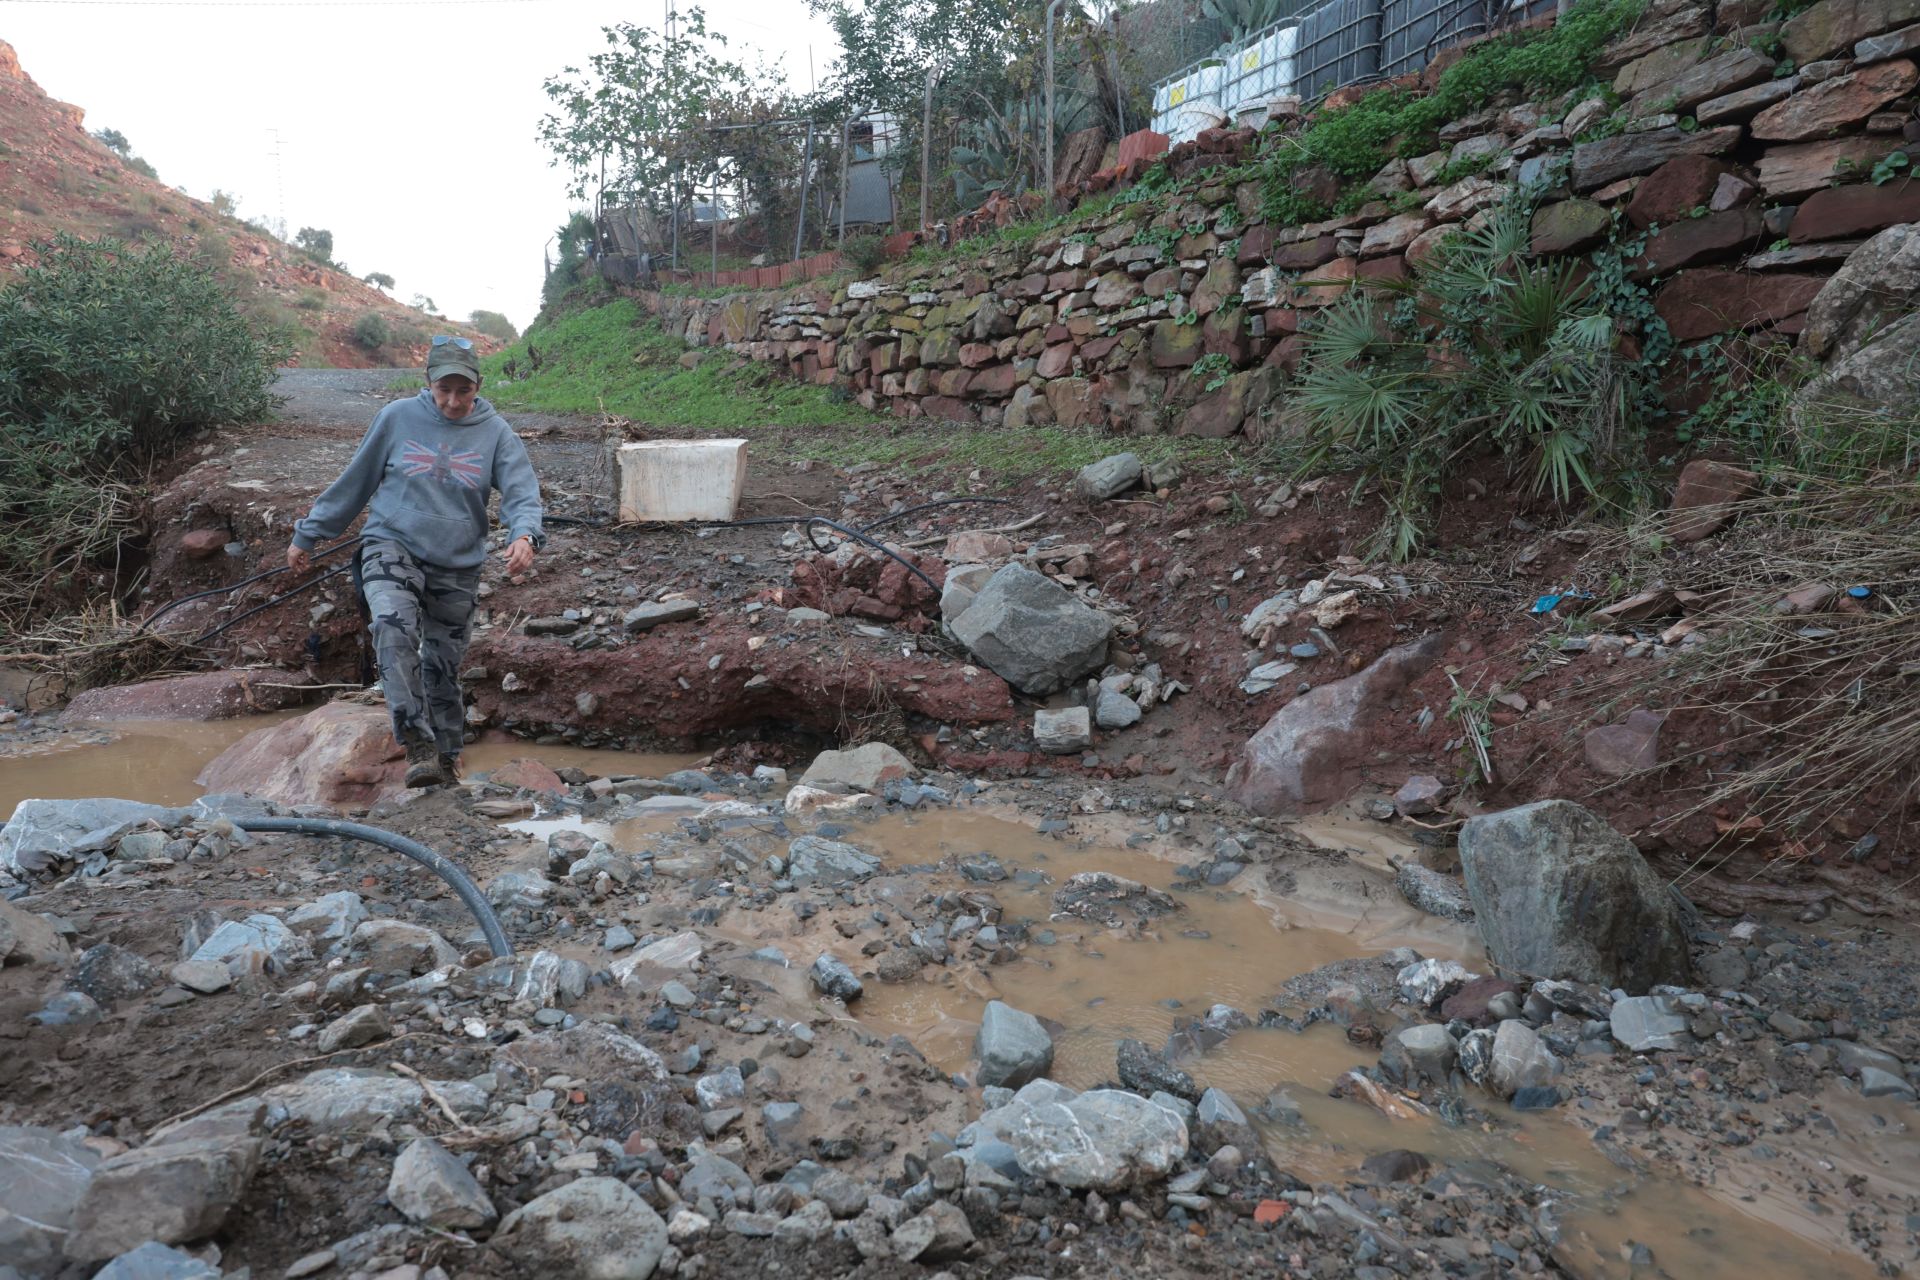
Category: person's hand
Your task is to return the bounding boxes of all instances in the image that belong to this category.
[287,543,312,574]
[506,536,535,575]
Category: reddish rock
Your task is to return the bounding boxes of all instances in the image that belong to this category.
[489,757,568,793]
[968,363,1023,397]
[1356,256,1410,284]
[1626,155,1740,228]
[196,701,406,810]
[1202,306,1252,362]
[1270,235,1340,270]
[1440,976,1520,1026]
[1670,459,1759,541]
[1359,212,1431,258]
[1531,199,1611,254]
[1253,1200,1289,1226]
[1790,180,1920,240]
[1044,377,1100,426]
[1290,256,1358,307]
[1227,636,1444,816]
[1265,333,1307,374]
[60,670,319,723]
[1783,0,1920,63]
[1696,76,1800,125]
[1237,224,1276,266]
[1583,708,1666,777]
[1150,318,1207,367]
[1757,136,1907,198]
[1638,46,1776,114]
[1035,345,1075,379]
[179,529,230,560]
[1751,59,1919,140]
[1570,125,1742,192]
[958,342,997,369]
[1632,207,1764,275]
[919,395,975,422]
[1654,269,1826,339]
[944,531,1014,560]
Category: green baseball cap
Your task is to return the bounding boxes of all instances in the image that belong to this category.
[426,334,481,384]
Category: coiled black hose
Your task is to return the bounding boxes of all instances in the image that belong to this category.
[233,816,514,959]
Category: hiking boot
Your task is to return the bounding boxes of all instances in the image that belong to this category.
[404,741,447,789]
[439,752,462,782]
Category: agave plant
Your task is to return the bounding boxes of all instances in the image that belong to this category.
[1292,206,1646,559]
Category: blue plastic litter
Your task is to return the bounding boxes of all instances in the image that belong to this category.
[1530,587,1593,615]
[1848,586,1872,600]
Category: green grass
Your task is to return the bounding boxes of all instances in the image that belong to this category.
[480,297,1246,484]
[483,299,880,430]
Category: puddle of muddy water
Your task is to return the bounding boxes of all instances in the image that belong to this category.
[841,810,1464,1093]
[0,713,303,815]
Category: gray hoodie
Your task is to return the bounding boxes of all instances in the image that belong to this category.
[292,390,544,570]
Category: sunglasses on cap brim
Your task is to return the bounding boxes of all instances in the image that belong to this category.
[430,335,474,350]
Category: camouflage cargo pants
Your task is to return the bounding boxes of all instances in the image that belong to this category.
[358,539,480,755]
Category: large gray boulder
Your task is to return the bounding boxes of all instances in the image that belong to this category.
[63,1133,263,1262]
[1457,800,1691,993]
[950,563,1112,695]
[1,798,190,875]
[1227,636,1443,816]
[976,1000,1054,1088]
[0,1124,102,1272]
[1797,310,1920,418]
[1006,1088,1189,1189]
[1802,222,1920,360]
[493,1176,668,1280]
[388,1137,495,1229]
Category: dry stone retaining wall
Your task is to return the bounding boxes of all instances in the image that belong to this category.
[637,0,1919,438]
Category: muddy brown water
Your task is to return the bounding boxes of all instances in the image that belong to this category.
[0,720,1884,1278]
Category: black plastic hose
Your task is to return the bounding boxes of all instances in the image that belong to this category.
[233,816,514,959]
[139,535,364,634]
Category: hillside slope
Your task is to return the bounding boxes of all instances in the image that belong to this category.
[0,38,477,367]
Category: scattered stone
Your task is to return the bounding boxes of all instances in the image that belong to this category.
[67,943,160,1004]
[1670,459,1759,542]
[1397,958,1476,1009]
[1859,1066,1918,1100]
[286,891,369,942]
[0,1124,102,1272]
[1229,636,1443,815]
[1095,687,1143,730]
[951,563,1113,695]
[317,1004,391,1054]
[1007,1089,1189,1190]
[1050,872,1180,927]
[799,742,916,791]
[492,1177,667,1280]
[810,954,864,1002]
[1583,709,1666,778]
[1117,1038,1199,1100]
[0,898,72,967]
[1488,1020,1559,1099]
[1394,864,1474,922]
[190,914,310,976]
[1360,1149,1431,1183]
[1034,706,1093,754]
[168,960,231,995]
[91,1242,220,1280]
[1611,995,1693,1052]
[892,1200,976,1263]
[1381,1024,1458,1085]
[623,600,701,632]
[387,1138,495,1229]
[1075,452,1144,501]
[785,836,883,885]
[1458,800,1692,993]
[976,1000,1055,1088]
[64,1133,263,1262]
[0,797,192,875]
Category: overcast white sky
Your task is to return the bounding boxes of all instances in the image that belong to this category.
[4,0,843,332]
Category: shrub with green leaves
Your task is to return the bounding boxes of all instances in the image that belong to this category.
[841,232,886,274]
[0,233,287,618]
[0,234,287,462]
[353,312,392,350]
[1290,208,1649,558]
[467,309,520,342]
